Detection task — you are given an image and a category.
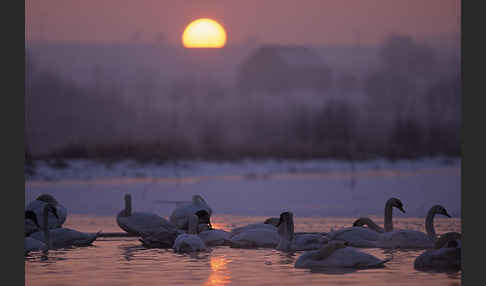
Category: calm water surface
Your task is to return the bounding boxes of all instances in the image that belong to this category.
[25,215,461,286]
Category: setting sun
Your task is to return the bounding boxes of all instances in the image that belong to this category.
[182,18,227,48]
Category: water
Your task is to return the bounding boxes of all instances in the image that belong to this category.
[25,159,461,285]
[25,215,461,286]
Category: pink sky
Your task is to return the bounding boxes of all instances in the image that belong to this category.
[25,0,460,45]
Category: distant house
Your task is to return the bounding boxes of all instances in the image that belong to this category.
[237,45,332,94]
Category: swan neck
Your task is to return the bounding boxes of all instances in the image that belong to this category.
[124,196,132,216]
[43,206,51,250]
[384,200,394,232]
[425,208,437,241]
[188,215,199,235]
[277,214,294,251]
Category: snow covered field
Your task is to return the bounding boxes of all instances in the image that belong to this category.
[25,157,461,218]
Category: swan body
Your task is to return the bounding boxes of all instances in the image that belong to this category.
[25,204,58,255]
[295,241,390,269]
[229,223,277,238]
[414,239,461,270]
[117,194,175,236]
[276,212,328,251]
[199,229,231,246]
[30,228,100,248]
[25,237,47,255]
[325,227,382,248]
[324,198,405,247]
[169,195,212,230]
[25,194,67,229]
[230,228,281,248]
[173,214,207,253]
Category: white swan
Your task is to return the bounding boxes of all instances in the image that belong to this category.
[24,206,57,255]
[169,195,212,230]
[199,229,231,246]
[29,203,100,248]
[295,240,391,269]
[229,223,278,239]
[414,238,461,271]
[276,212,328,252]
[173,214,207,253]
[25,210,40,236]
[352,217,385,233]
[117,193,175,236]
[376,205,453,249]
[325,197,405,247]
[25,194,67,229]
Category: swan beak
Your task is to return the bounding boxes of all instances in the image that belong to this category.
[398,206,406,214]
[444,211,452,218]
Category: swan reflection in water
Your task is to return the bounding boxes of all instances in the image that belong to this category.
[204,256,232,286]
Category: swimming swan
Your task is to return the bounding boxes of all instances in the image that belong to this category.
[325,198,405,247]
[276,212,328,252]
[169,195,212,230]
[294,240,391,269]
[376,205,453,249]
[25,194,67,229]
[199,229,231,246]
[229,223,278,239]
[117,193,175,236]
[24,206,58,255]
[352,217,385,233]
[173,214,207,253]
[29,204,100,248]
[414,238,461,271]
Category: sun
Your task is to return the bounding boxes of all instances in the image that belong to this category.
[182,18,227,48]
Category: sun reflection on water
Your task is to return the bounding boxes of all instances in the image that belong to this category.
[204,256,232,286]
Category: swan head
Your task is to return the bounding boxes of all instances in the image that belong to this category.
[430,205,451,218]
[36,194,58,205]
[25,210,40,228]
[276,211,294,241]
[195,210,212,229]
[388,197,406,213]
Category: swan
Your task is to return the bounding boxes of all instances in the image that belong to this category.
[173,214,207,253]
[325,197,405,247]
[264,217,280,226]
[376,205,453,249]
[25,194,67,229]
[294,240,391,269]
[352,217,385,233]
[117,193,175,236]
[199,229,231,246]
[276,211,328,252]
[169,195,213,230]
[414,238,461,271]
[24,206,58,255]
[25,210,40,236]
[29,203,100,248]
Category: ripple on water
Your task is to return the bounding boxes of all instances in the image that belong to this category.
[25,215,461,286]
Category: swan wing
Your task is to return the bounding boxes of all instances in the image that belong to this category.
[414,247,461,270]
[117,212,174,236]
[173,234,207,253]
[230,229,280,248]
[199,229,231,246]
[326,227,381,247]
[26,200,68,229]
[377,230,434,249]
[295,247,389,269]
